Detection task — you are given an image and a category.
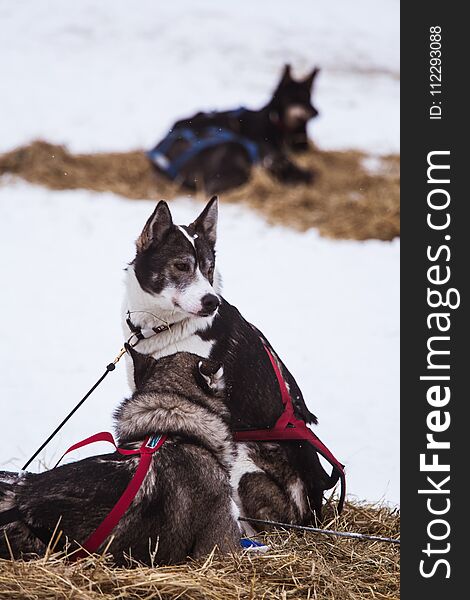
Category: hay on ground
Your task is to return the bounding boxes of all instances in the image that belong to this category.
[0,501,399,599]
[0,141,399,241]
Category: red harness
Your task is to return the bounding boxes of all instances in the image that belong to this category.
[58,431,167,558]
[233,345,346,512]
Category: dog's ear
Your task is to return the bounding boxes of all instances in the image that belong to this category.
[303,67,320,89]
[279,63,292,85]
[198,359,224,393]
[136,201,173,252]
[125,343,156,388]
[192,196,218,247]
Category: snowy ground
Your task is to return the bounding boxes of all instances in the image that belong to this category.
[0,1,399,504]
[0,0,399,155]
[0,185,399,504]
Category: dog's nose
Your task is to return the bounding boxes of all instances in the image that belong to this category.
[201,294,220,314]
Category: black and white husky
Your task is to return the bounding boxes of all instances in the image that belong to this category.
[0,350,240,564]
[123,197,333,534]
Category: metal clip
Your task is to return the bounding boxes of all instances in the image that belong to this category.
[113,346,127,364]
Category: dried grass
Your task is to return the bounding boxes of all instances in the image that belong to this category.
[0,141,399,241]
[0,501,399,599]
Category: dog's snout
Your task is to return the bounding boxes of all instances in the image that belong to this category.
[201,294,220,314]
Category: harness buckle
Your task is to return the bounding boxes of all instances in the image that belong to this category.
[145,434,163,450]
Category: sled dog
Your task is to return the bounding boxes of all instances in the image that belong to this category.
[122,197,335,534]
[0,349,239,564]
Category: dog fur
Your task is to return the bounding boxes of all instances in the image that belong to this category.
[122,198,334,534]
[149,64,320,193]
[0,350,240,564]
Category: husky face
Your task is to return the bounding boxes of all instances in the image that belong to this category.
[271,64,320,151]
[132,197,220,318]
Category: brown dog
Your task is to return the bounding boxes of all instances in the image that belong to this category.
[0,349,240,565]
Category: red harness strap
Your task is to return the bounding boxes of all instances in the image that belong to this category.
[233,345,346,513]
[56,431,167,559]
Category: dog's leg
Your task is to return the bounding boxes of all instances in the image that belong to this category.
[0,519,47,560]
[237,471,299,530]
[265,152,314,184]
[191,495,240,558]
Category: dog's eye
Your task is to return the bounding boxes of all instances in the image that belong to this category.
[174,262,191,272]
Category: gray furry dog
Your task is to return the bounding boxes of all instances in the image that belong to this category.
[0,347,240,565]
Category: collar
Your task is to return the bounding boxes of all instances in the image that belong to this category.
[126,313,175,347]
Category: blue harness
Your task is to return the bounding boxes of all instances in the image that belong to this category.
[147,108,260,180]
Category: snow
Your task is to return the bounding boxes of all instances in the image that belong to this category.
[0,1,399,505]
[0,184,399,505]
[0,0,399,154]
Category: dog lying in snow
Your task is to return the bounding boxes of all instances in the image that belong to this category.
[0,349,240,564]
[148,64,320,193]
[122,197,336,535]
